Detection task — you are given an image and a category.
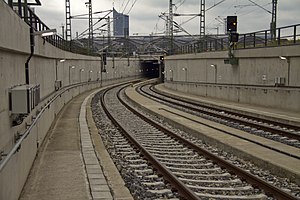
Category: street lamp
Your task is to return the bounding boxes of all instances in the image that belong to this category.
[169,69,173,81]
[97,71,101,81]
[182,67,187,82]
[210,64,218,83]
[279,56,290,86]
[55,59,66,81]
[88,70,93,81]
[33,29,57,37]
[69,65,76,84]
[79,68,85,82]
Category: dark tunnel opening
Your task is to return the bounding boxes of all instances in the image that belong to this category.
[140,60,160,78]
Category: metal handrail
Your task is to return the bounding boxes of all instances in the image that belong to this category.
[3,0,96,56]
[165,80,300,90]
[3,1,299,56]
[0,81,99,172]
[177,24,300,54]
[0,76,140,172]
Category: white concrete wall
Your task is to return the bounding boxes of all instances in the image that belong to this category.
[0,1,141,199]
[164,45,300,111]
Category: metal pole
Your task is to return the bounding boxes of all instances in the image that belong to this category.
[169,0,173,54]
[200,0,205,37]
[55,60,58,80]
[8,0,13,8]
[69,67,71,84]
[88,0,93,53]
[24,0,28,23]
[271,0,278,40]
[61,25,65,39]
[108,16,111,50]
[65,0,72,50]
[215,66,217,83]
[287,58,290,86]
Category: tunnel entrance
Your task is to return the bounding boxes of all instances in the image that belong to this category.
[140,60,160,78]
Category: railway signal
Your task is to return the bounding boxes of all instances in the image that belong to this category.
[227,16,237,32]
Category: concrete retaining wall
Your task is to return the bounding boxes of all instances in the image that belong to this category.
[0,1,141,199]
[164,45,300,112]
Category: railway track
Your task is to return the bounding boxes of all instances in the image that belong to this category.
[91,84,298,200]
[137,84,300,150]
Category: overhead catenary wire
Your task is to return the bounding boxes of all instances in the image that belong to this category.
[122,0,131,13]
[238,2,271,16]
[120,0,127,12]
[77,10,112,39]
[126,0,139,14]
[179,0,227,27]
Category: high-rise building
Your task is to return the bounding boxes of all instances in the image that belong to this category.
[113,8,129,37]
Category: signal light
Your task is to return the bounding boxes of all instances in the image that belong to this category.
[227,16,237,32]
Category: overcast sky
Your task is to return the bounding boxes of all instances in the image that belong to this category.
[34,0,300,38]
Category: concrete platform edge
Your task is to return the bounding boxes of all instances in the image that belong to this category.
[80,91,113,200]
[85,90,134,200]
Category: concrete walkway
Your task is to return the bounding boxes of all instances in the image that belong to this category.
[19,87,133,200]
[80,92,113,200]
[20,92,91,200]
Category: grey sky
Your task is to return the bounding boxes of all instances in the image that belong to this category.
[34,0,300,38]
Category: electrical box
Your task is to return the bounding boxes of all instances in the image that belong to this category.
[275,77,286,86]
[55,80,62,91]
[10,84,40,114]
[34,84,40,106]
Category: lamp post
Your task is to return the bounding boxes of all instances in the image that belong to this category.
[69,65,76,84]
[279,56,290,86]
[182,67,187,82]
[88,70,93,81]
[210,64,218,83]
[55,59,66,81]
[169,69,173,81]
[79,68,84,82]
[97,71,101,81]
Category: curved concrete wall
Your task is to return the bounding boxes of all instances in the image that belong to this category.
[0,2,141,199]
[164,45,300,112]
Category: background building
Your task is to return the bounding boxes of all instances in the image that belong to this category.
[113,8,129,37]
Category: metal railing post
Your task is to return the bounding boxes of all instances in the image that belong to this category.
[293,25,296,44]
[8,0,13,8]
[278,28,281,46]
[221,38,224,50]
[18,0,22,17]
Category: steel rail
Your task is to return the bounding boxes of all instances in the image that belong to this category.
[149,85,300,141]
[137,85,300,160]
[124,85,298,200]
[101,85,200,200]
